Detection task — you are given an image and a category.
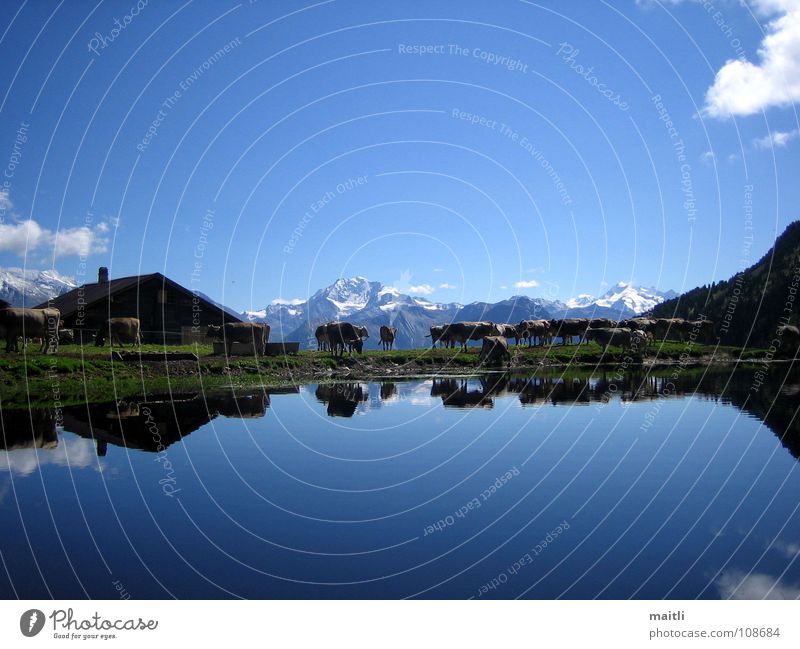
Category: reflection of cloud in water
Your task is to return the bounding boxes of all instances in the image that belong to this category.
[772,540,800,560]
[0,435,102,478]
[717,571,800,599]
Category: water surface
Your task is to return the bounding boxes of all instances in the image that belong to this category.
[1,366,799,599]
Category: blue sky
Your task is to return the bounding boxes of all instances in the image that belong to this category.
[0,0,798,312]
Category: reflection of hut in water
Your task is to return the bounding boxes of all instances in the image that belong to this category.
[0,408,59,451]
[59,388,274,455]
[315,383,368,417]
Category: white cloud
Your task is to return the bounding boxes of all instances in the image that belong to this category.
[753,128,800,148]
[432,267,444,272]
[700,150,716,164]
[408,284,434,295]
[716,570,800,599]
[513,279,540,289]
[0,216,109,258]
[703,0,800,117]
[0,436,102,478]
[271,298,304,305]
[53,225,108,257]
[438,283,456,289]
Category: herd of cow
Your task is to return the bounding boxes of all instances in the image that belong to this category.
[13,298,798,365]
[431,317,715,350]
[313,322,397,356]
[306,316,719,364]
[0,300,146,353]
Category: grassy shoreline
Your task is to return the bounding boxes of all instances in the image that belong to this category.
[0,340,777,409]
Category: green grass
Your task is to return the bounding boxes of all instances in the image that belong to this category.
[0,338,776,410]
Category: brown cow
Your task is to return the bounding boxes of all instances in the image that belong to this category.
[519,319,551,346]
[585,327,633,350]
[0,304,60,353]
[96,317,142,347]
[325,322,363,357]
[427,325,451,348]
[447,322,500,351]
[479,335,510,365]
[549,318,590,345]
[315,324,331,351]
[206,322,269,356]
[379,325,397,350]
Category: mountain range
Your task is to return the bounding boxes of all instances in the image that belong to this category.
[1,263,677,350]
[245,277,676,349]
[0,267,77,307]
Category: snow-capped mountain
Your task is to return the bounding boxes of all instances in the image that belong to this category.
[577,282,678,315]
[0,267,77,306]
[244,277,676,348]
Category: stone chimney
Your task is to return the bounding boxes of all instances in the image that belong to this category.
[98,267,109,283]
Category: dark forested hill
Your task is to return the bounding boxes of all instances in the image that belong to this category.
[649,221,800,347]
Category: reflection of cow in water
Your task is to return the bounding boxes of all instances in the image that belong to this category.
[315,383,368,417]
[380,382,398,400]
[506,376,591,406]
[430,375,509,409]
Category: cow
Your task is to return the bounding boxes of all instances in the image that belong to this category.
[58,328,75,345]
[426,325,447,348]
[584,327,633,350]
[96,317,142,347]
[315,324,331,351]
[379,325,397,350]
[652,318,685,342]
[549,318,590,345]
[629,329,649,354]
[447,322,500,350]
[428,324,460,348]
[622,318,658,340]
[676,319,714,344]
[696,319,715,344]
[519,319,551,347]
[325,322,364,357]
[348,325,370,353]
[494,323,519,342]
[479,335,510,365]
[590,318,616,329]
[206,322,269,356]
[0,304,60,353]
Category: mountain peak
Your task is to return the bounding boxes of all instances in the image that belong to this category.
[0,267,77,307]
[245,276,675,346]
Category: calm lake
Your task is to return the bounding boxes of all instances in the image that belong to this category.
[1,365,799,599]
